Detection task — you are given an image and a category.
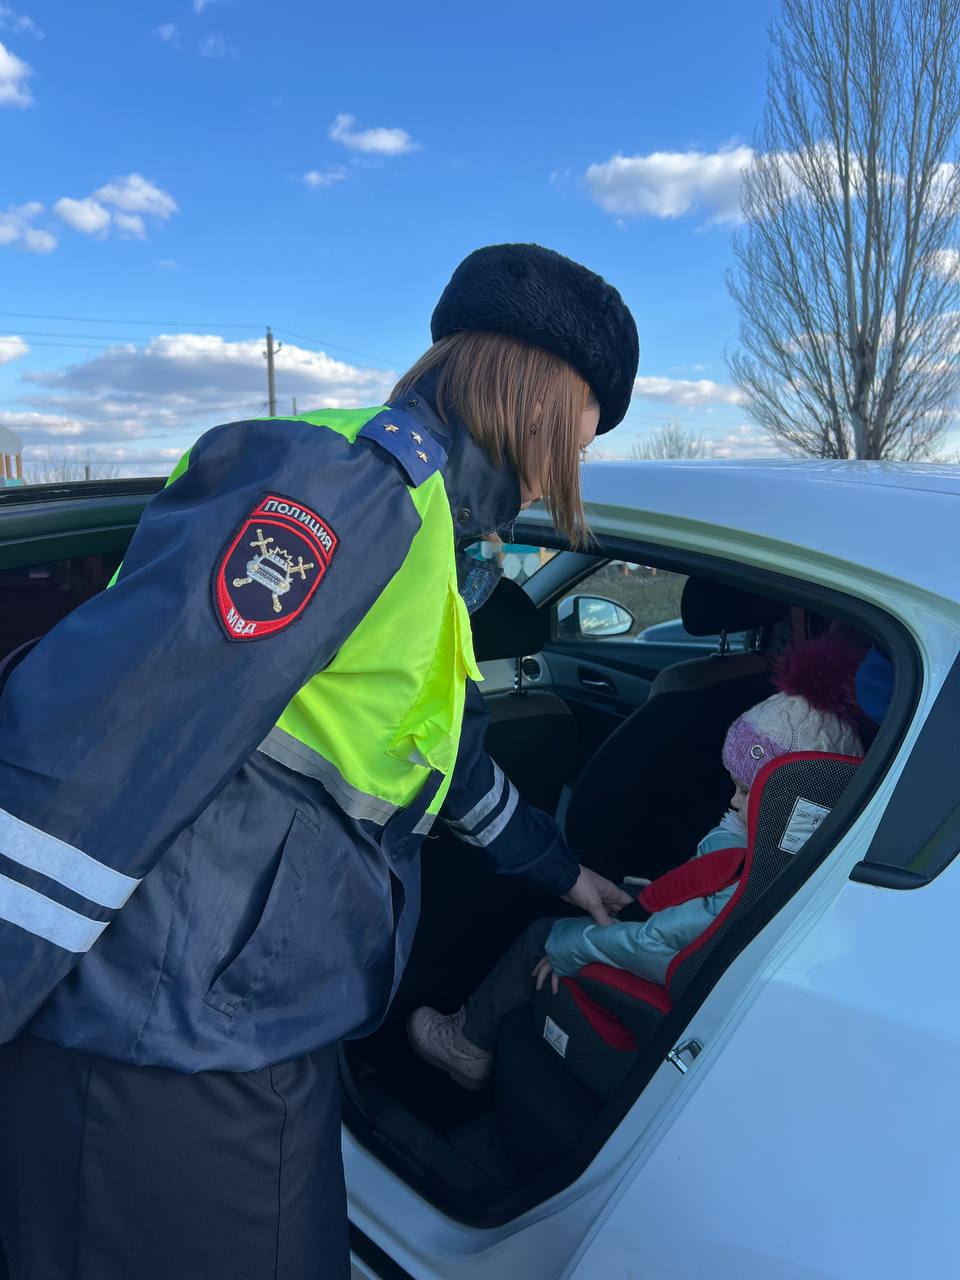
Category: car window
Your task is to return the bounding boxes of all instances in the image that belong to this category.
[463,537,558,587]
[556,562,688,639]
[0,554,121,661]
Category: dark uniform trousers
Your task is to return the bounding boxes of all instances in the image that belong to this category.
[0,1034,349,1280]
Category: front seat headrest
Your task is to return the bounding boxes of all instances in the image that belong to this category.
[681,577,787,637]
[471,577,548,662]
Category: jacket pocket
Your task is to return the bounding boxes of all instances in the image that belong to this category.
[203,810,318,1018]
[388,582,482,777]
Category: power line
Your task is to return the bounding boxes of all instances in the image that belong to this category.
[0,309,259,329]
[5,329,237,344]
[0,338,117,352]
[0,321,401,369]
[273,327,401,368]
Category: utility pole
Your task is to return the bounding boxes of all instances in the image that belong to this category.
[264,327,282,416]
[292,397,298,416]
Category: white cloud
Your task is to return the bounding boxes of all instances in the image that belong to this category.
[95,174,178,220]
[153,22,179,44]
[329,112,418,156]
[585,145,753,225]
[16,175,175,249]
[198,32,237,59]
[156,258,181,270]
[633,375,743,408]
[0,409,107,441]
[929,248,960,282]
[20,225,55,252]
[0,38,33,107]
[11,334,396,471]
[193,0,222,11]
[710,424,786,459]
[0,201,54,252]
[26,334,394,404]
[0,7,43,37]
[0,334,28,365]
[53,196,111,236]
[303,167,348,189]
[113,211,146,238]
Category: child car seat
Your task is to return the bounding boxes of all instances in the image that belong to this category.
[496,750,863,1149]
[562,578,786,884]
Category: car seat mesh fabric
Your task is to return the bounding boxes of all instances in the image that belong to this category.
[668,753,860,1000]
[563,672,774,883]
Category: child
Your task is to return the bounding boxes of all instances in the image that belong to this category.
[408,635,865,1090]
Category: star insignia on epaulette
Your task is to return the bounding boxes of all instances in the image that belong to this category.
[384,423,399,434]
[416,450,428,463]
[411,431,423,443]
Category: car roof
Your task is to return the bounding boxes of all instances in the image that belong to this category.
[579,459,960,604]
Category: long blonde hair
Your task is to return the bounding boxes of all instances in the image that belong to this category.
[392,331,592,545]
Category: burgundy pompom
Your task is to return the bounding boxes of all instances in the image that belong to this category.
[772,634,864,728]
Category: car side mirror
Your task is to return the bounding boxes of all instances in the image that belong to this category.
[557,595,634,639]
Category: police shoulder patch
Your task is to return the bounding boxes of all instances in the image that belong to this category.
[214,493,337,641]
[357,409,447,487]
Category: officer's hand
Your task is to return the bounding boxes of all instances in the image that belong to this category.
[532,955,559,995]
[562,865,632,926]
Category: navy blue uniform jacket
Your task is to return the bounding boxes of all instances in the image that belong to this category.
[0,391,579,1070]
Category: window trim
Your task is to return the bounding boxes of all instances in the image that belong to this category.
[851,649,960,888]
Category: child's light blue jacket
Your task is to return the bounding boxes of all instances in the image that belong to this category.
[546,811,748,984]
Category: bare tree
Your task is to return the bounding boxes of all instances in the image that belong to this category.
[629,423,716,459]
[26,450,121,484]
[728,0,960,459]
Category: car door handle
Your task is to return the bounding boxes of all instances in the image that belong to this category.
[579,669,616,695]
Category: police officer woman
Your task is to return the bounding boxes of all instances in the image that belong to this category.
[0,244,639,1279]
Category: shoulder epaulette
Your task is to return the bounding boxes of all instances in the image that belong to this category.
[357,409,447,487]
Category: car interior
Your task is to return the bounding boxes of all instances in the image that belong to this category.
[338,537,903,1226]
[0,492,913,1231]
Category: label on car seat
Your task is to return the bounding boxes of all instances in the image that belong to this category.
[543,1016,569,1059]
[779,797,831,854]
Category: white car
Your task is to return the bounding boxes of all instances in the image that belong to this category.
[1,459,957,1280]
[343,459,959,1280]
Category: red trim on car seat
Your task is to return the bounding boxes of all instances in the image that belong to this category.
[663,751,863,993]
[562,978,639,1050]
[638,846,746,913]
[580,963,673,1012]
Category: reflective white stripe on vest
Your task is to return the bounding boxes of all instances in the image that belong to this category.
[258,728,400,825]
[446,764,506,836]
[449,780,519,848]
[0,807,140,910]
[0,872,107,953]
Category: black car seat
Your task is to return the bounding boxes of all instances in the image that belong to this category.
[562,578,788,884]
[391,578,578,1020]
[0,636,41,695]
[471,576,578,814]
[493,751,862,1174]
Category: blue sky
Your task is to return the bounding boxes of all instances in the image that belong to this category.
[0,0,801,473]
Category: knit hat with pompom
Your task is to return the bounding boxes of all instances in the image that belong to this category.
[722,634,865,789]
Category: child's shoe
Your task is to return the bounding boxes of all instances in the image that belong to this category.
[407,1006,493,1091]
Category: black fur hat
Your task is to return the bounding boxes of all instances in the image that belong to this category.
[431,243,638,434]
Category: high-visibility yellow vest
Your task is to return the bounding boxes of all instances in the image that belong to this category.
[165,407,482,824]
